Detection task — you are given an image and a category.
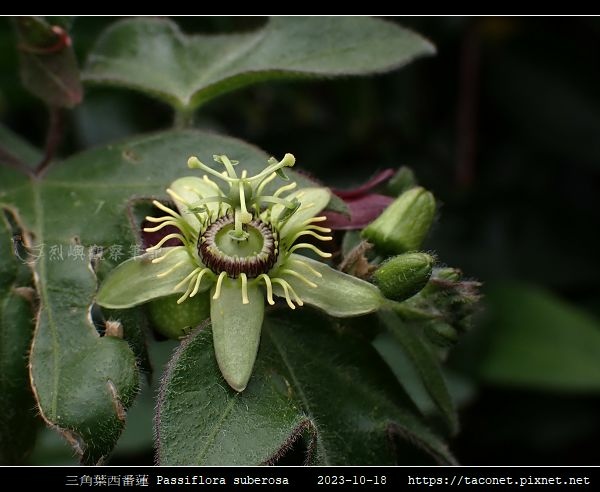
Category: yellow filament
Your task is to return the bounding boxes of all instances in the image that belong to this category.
[212,271,227,300]
[273,182,297,198]
[298,202,315,213]
[145,233,185,251]
[302,216,328,225]
[280,269,318,288]
[190,268,211,297]
[286,282,304,306]
[145,215,176,223]
[174,267,202,291]
[177,276,197,304]
[305,224,332,233]
[156,260,185,278]
[202,175,222,194]
[257,274,275,305]
[152,200,182,219]
[290,259,323,278]
[256,172,277,197]
[143,220,181,233]
[271,278,296,309]
[288,243,332,258]
[151,247,181,264]
[240,273,249,304]
[166,188,188,205]
[288,230,333,243]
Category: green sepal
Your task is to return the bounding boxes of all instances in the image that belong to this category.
[210,278,264,392]
[272,187,331,239]
[97,247,205,309]
[275,254,386,317]
[362,187,435,254]
[169,176,226,230]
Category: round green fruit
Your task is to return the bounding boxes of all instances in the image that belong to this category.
[147,292,210,339]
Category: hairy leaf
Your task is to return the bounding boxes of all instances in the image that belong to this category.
[460,283,600,392]
[0,213,38,464]
[156,310,455,465]
[84,17,434,111]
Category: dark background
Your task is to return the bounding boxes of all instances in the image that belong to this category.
[1,16,599,465]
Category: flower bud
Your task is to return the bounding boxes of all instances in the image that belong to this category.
[387,166,417,195]
[373,252,434,302]
[362,187,435,254]
[148,293,210,339]
[424,321,459,348]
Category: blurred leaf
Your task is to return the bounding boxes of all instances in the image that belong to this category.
[0,213,38,464]
[0,129,348,461]
[468,283,600,392]
[157,310,455,465]
[0,123,42,169]
[14,17,82,108]
[84,17,434,111]
[379,310,458,434]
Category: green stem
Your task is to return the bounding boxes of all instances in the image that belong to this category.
[174,108,195,129]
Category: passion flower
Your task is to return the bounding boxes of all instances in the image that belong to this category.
[97,153,388,391]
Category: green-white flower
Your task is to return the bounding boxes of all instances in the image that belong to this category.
[97,153,387,391]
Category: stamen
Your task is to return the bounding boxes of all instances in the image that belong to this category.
[279,269,318,288]
[214,154,238,179]
[188,156,235,183]
[257,274,275,305]
[146,233,186,251]
[212,271,227,300]
[255,172,277,197]
[288,243,332,258]
[156,260,185,278]
[273,182,297,198]
[240,273,249,304]
[248,153,295,183]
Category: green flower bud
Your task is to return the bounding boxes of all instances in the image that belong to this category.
[148,293,210,339]
[362,186,435,254]
[373,252,434,302]
[387,166,417,195]
[423,321,459,348]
